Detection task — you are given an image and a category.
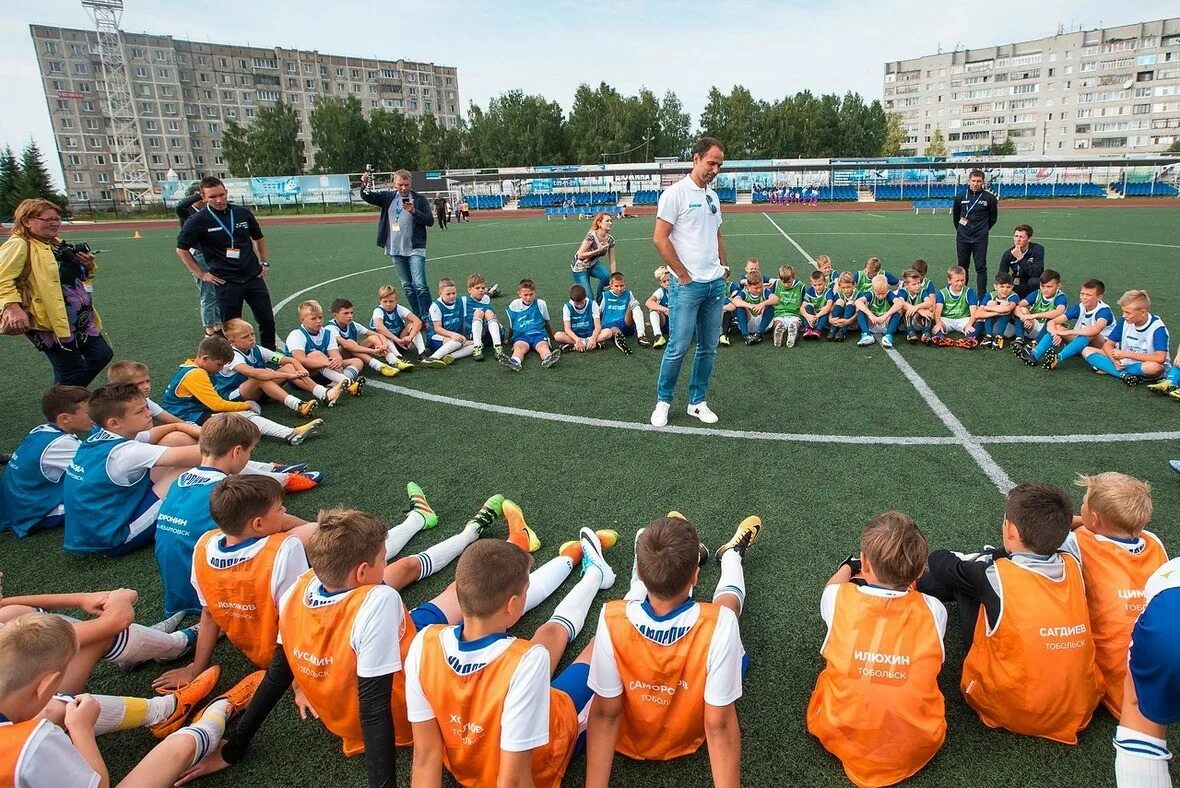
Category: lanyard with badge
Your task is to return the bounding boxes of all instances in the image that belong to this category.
[959,192,982,226]
[207,205,239,259]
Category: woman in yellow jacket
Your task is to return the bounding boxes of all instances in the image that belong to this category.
[0,198,112,385]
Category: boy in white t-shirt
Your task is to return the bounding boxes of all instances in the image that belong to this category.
[644,266,671,348]
[555,283,604,353]
[370,285,427,360]
[284,300,365,397]
[326,298,406,377]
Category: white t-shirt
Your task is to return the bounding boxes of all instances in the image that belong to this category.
[3,718,102,788]
[561,300,600,325]
[404,626,552,752]
[371,305,413,329]
[277,578,404,677]
[97,430,168,486]
[38,431,81,482]
[325,321,371,342]
[656,175,724,283]
[146,397,164,418]
[284,327,338,354]
[192,532,309,608]
[588,600,745,707]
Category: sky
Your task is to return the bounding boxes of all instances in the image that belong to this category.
[2,0,1176,187]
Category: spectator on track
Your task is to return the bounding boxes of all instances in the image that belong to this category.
[997,224,1046,299]
[177,177,277,349]
[433,196,449,231]
[952,169,998,290]
[176,184,223,336]
[360,169,436,323]
[0,198,112,386]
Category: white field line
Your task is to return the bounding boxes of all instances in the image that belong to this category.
[779,230,1180,250]
[763,213,1016,493]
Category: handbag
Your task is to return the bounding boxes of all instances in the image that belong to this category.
[0,238,33,335]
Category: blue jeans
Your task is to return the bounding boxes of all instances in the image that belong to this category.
[390,253,432,319]
[191,249,221,328]
[572,262,611,302]
[656,276,725,406]
[42,333,113,387]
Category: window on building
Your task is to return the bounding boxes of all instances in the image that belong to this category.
[49,61,63,73]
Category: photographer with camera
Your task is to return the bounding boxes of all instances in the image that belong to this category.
[0,198,112,386]
[359,167,435,321]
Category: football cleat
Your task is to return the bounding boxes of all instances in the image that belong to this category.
[346,376,366,396]
[502,499,541,553]
[578,527,616,590]
[716,516,763,561]
[283,471,322,493]
[149,666,221,739]
[653,335,667,348]
[406,482,439,529]
[287,419,324,446]
[296,399,319,418]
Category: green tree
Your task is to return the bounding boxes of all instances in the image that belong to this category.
[309,95,370,173]
[247,100,303,176]
[0,146,21,218]
[221,119,252,177]
[465,91,566,167]
[417,113,467,171]
[882,113,906,156]
[367,109,420,172]
[988,138,1017,156]
[1169,139,1180,153]
[17,141,65,208]
[654,90,692,159]
[926,128,948,156]
[698,86,763,159]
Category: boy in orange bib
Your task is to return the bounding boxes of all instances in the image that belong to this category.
[0,612,260,788]
[1068,472,1167,719]
[917,482,1103,744]
[586,513,762,788]
[405,528,617,787]
[807,511,947,787]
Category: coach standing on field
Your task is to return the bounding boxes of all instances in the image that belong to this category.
[360,168,435,321]
[650,137,728,428]
[176,176,276,348]
[952,169,998,289]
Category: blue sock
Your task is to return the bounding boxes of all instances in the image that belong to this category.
[983,318,995,335]
[1057,336,1090,363]
[994,315,1011,337]
[1086,352,1122,377]
[856,313,870,334]
[1033,333,1053,361]
[1167,366,1180,385]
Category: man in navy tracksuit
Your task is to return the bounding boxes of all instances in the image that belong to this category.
[359,168,435,321]
[952,169,999,289]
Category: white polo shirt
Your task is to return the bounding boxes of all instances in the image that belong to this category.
[656,175,724,283]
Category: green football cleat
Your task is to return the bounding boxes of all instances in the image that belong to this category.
[468,494,505,534]
[406,482,438,529]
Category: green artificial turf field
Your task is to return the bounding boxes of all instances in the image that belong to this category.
[1,204,1178,787]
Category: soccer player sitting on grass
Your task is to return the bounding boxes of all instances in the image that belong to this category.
[586,513,762,788]
[1010,268,1067,352]
[1023,278,1114,370]
[931,265,979,348]
[801,269,833,340]
[825,272,858,342]
[975,272,1020,349]
[807,511,947,788]
[770,265,805,348]
[219,318,340,414]
[501,278,560,371]
[286,299,366,395]
[1068,472,1166,720]
[371,284,428,360]
[0,385,92,538]
[854,274,903,349]
[853,256,898,298]
[916,482,1103,744]
[897,268,936,344]
[461,273,506,361]
[184,501,542,786]
[555,283,603,353]
[644,266,671,348]
[731,271,778,345]
[107,360,191,428]
[1082,289,1170,387]
[816,254,839,287]
[599,271,651,352]
[406,529,618,788]
[424,277,476,368]
[1147,348,1180,400]
[325,298,407,378]
[0,612,262,788]
[163,335,324,446]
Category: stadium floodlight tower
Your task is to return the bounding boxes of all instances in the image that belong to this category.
[81,0,151,201]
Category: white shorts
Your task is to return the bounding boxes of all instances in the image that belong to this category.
[868,322,891,335]
[772,315,801,328]
[941,316,971,334]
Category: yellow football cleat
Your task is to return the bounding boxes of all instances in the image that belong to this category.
[502,499,541,553]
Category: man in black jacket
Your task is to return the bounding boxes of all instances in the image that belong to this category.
[952,169,998,289]
[360,169,435,320]
[176,176,276,348]
[997,224,1046,299]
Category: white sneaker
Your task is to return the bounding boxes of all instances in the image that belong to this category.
[687,402,718,424]
[579,527,616,590]
[650,401,670,427]
[857,333,876,347]
[786,321,799,348]
[880,334,894,349]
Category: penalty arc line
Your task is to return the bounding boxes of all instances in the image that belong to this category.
[762,212,1017,494]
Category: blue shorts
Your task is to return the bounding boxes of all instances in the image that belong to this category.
[551,661,593,756]
[409,601,448,631]
[602,319,633,335]
[1130,587,1180,725]
[512,332,548,350]
[101,487,161,558]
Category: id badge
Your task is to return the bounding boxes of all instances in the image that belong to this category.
[391,225,401,232]
[225,247,241,259]
[958,217,968,226]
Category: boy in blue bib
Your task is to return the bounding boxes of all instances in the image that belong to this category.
[599,272,651,354]
[500,279,560,371]
[555,283,604,353]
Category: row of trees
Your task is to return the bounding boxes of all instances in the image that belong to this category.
[218,83,906,178]
[0,143,67,218]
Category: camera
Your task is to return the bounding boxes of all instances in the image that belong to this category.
[52,240,98,285]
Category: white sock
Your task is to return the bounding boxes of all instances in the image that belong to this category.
[92,693,176,734]
[471,318,483,344]
[174,699,231,767]
[488,320,502,345]
[414,523,480,579]
[649,312,663,337]
[384,341,401,362]
[245,413,294,441]
[524,556,574,614]
[450,343,475,360]
[343,366,359,381]
[713,550,747,615]
[282,395,302,412]
[432,339,463,359]
[319,368,347,383]
[549,569,601,640]
[368,357,387,373]
[1114,726,1172,787]
[625,545,647,602]
[630,304,646,337]
[413,334,427,354]
[311,384,328,399]
[102,624,192,669]
[385,512,426,560]
[241,460,287,484]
